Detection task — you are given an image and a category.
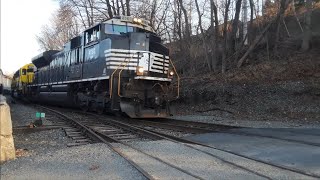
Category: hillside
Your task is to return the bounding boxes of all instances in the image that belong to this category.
[176,40,320,123]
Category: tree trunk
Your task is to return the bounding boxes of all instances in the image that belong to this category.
[126,0,130,16]
[238,11,283,68]
[230,0,242,53]
[237,22,273,68]
[116,0,120,15]
[222,0,231,73]
[178,0,191,38]
[195,0,211,71]
[301,0,312,51]
[274,0,289,53]
[249,0,254,44]
[120,0,125,15]
[150,0,157,29]
[178,0,192,72]
[210,0,219,72]
[105,0,114,18]
[111,0,117,15]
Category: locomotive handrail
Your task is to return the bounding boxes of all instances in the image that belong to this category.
[109,58,127,98]
[109,56,133,98]
[117,56,134,97]
[169,59,180,99]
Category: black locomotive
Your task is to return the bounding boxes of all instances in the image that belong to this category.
[26,16,179,118]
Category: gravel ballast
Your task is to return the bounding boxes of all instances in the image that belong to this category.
[126,140,266,179]
[12,129,73,156]
[8,99,53,127]
[1,143,146,180]
[113,143,198,180]
[190,144,316,180]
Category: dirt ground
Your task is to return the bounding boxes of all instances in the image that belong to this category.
[176,48,320,125]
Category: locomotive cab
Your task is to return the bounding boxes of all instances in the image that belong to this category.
[11,63,36,97]
[99,16,179,118]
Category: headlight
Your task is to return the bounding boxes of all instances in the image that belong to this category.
[138,67,144,73]
[136,66,144,75]
[133,18,138,22]
[137,19,142,23]
[169,71,174,76]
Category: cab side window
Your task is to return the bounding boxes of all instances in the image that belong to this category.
[70,50,77,65]
[85,26,100,44]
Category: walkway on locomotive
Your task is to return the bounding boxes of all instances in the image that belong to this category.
[31,16,174,87]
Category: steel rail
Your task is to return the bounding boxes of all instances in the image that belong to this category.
[37,106,320,178]
[39,106,206,180]
[127,121,320,179]
[37,105,155,180]
[91,128,205,180]
[127,120,214,134]
[91,115,274,180]
[97,115,320,179]
[66,111,205,179]
[138,119,320,147]
[223,131,320,147]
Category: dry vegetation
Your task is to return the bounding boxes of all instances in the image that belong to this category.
[37,0,320,121]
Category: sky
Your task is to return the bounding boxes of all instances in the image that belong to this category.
[1,0,59,75]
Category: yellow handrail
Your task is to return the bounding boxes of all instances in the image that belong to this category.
[169,59,180,99]
[109,56,132,98]
[109,58,130,98]
[117,57,133,97]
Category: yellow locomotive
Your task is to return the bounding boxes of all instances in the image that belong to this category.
[11,63,36,96]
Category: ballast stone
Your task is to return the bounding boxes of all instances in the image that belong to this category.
[0,95,16,163]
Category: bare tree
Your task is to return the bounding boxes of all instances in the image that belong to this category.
[230,0,242,54]
[237,0,290,68]
[301,0,312,51]
[104,0,114,17]
[221,0,231,73]
[195,0,211,71]
[248,0,254,44]
[210,0,219,72]
[37,4,80,50]
[126,0,131,15]
[178,0,193,72]
[273,0,289,53]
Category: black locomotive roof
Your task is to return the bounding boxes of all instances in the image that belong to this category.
[32,50,60,68]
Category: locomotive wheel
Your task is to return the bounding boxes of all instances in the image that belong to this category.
[80,100,90,112]
[80,104,89,112]
[134,103,142,117]
[96,106,104,114]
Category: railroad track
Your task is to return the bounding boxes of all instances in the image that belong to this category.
[87,113,320,179]
[36,106,206,179]
[131,118,320,147]
[99,116,320,179]
[33,105,320,179]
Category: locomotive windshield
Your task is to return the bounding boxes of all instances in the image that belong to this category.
[21,69,26,75]
[27,68,33,72]
[105,24,133,35]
